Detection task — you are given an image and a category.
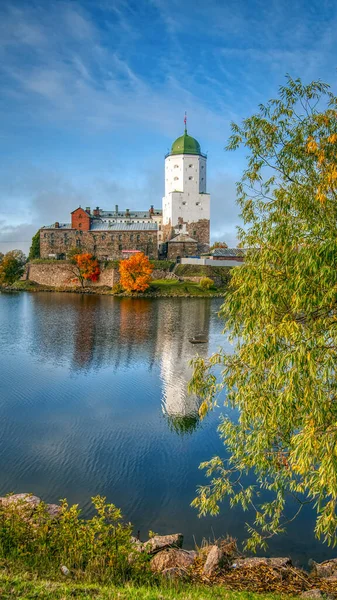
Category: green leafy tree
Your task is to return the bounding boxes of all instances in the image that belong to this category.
[28,230,40,260]
[0,250,26,285]
[189,77,337,551]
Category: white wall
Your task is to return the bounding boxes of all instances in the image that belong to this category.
[180,257,243,267]
[163,153,210,228]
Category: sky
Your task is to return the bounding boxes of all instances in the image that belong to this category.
[0,0,337,255]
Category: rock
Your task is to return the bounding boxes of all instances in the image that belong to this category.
[143,533,183,554]
[312,559,337,578]
[46,503,61,519]
[60,565,70,576]
[300,590,335,600]
[130,536,143,552]
[203,545,224,578]
[150,549,196,573]
[0,493,41,509]
[233,557,292,569]
[161,567,188,581]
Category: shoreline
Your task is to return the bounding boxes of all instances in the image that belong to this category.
[1,283,227,298]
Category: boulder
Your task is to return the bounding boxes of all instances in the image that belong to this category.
[143,533,183,554]
[150,549,196,573]
[161,567,188,581]
[300,590,335,600]
[46,504,61,519]
[233,557,292,569]
[312,559,337,578]
[0,493,41,512]
[203,545,224,577]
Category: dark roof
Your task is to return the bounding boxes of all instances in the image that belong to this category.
[100,209,162,218]
[90,222,158,231]
[211,248,245,257]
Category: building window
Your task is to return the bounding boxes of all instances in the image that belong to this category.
[137,234,140,242]
[111,235,114,241]
[189,176,193,180]
[102,235,105,240]
[182,201,187,206]
[119,234,122,241]
[119,244,122,250]
[174,164,179,168]
[196,202,200,206]
[76,239,81,247]
[193,230,196,236]
[130,234,134,241]
[44,233,46,238]
[189,164,193,168]
[78,223,82,228]
[174,176,179,181]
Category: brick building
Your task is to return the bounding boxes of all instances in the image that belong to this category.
[40,206,160,260]
[40,123,211,261]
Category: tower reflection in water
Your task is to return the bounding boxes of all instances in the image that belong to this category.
[160,300,211,434]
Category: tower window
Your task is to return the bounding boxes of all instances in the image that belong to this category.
[182,201,187,206]
[196,202,200,206]
[189,176,193,180]
[174,164,179,168]
[174,176,179,181]
[189,164,193,168]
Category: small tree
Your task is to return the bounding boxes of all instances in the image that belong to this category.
[119,253,153,293]
[28,230,40,260]
[210,241,228,250]
[0,250,26,285]
[70,253,100,288]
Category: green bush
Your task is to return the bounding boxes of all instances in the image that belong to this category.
[112,282,124,294]
[0,495,151,585]
[199,277,215,290]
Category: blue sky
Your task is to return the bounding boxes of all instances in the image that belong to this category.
[1,0,337,254]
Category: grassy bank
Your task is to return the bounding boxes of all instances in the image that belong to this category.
[0,570,292,600]
[3,279,227,297]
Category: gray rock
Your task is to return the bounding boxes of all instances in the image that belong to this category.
[150,549,196,573]
[161,567,188,580]
[0,493,41,509]
[233,556,292,569]
[203,545,224,577]
[143,533,183,554]
[46,504,61,519]
[312,558,337,578]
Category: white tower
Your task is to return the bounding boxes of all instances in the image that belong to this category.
[162,119,210,251]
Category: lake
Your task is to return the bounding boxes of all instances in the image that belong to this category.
[0,292,335,566]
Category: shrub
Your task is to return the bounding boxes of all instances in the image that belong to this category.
[112,282,124,294]
[199,277,214,290]
[0,495,151,585]
[119,253,153,292]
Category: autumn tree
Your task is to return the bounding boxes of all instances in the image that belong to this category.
[0,250,26,285]
[189,77,337,550]
[69,253,100,288]
[210,241,228,250]
[28,230,40,260]
[119,252,153,292]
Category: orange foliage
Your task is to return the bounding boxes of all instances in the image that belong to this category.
[119,252,153,292]
[71,253,100,287]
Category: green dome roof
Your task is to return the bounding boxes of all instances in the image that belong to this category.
[171,130,201,155]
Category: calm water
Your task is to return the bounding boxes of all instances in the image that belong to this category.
[0,292,335,566]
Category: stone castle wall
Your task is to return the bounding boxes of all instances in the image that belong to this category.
[27,263,118,288]
[27,264,171,288]
[40,229,158,261]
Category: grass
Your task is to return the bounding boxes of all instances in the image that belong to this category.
[149,279,225,296]
[0,570,293,600]
[175,264,232,285]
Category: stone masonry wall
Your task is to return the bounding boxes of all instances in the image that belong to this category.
[40,228,158,260]
[27,264,171,288]
[167,241,198,260]
[27,263,118,288]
